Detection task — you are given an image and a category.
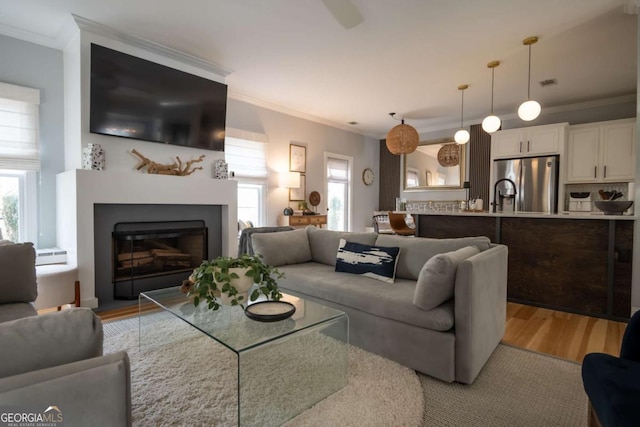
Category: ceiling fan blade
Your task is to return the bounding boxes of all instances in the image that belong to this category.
[321,0,363,29]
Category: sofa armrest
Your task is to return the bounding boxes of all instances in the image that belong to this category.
[0,308,103,378]
[453,244,508,384]
[0,351,131,427]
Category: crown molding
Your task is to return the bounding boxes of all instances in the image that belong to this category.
[0,22,62,49]
[72,15,233,77]
[228,90,378,139]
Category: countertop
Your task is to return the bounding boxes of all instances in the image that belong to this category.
[407,210,636,220]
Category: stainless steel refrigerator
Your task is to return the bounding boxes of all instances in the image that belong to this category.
[493,155,559,214]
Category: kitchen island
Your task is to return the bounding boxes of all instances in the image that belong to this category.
[412,211,634,320]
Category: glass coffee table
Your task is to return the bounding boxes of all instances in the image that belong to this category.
[139,287,348,426]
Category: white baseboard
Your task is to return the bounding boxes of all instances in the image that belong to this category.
[81,297,99,309]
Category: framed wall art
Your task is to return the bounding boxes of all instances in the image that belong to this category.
[289,173,306,201]
[289,144,306,173]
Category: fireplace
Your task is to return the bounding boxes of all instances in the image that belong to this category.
[113,220,207,299]
[56,170,236,310]
[93,202,223,310]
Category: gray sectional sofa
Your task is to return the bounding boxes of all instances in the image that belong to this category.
[252,226,508,384]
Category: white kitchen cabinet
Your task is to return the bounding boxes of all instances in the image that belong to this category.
[566,119,635,183]
[566,127,600,182]
[601,121,636,181]
[491,123,567,159]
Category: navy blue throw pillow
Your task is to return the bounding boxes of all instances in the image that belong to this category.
[335,239,400,283]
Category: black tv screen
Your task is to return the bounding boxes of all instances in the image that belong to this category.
[90,44,227,151]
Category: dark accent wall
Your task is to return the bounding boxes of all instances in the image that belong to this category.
[469,124,491,206]
[379,139,401,210]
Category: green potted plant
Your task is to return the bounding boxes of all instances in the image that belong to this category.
[182,254,284,311]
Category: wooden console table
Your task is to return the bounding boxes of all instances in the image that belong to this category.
[279,214,327,228]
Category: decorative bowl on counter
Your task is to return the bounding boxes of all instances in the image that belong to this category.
[594,200,633,215]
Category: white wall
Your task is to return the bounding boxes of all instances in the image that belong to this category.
[226,98,379,232]
[0,34,64,248]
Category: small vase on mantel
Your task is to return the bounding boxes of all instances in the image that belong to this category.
[82,143,105,171]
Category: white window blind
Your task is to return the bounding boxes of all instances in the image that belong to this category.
[225,136,268,178]
[407,170,419,187]
[327,157,349,181]
[0,82,40,171]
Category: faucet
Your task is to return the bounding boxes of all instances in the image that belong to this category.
[492,178,517,213]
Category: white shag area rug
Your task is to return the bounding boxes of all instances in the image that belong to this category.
[103,316,424,426]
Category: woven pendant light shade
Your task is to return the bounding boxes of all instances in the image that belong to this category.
[386,121,419,155]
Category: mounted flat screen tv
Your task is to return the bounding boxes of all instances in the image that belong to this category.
[90,44,227,151]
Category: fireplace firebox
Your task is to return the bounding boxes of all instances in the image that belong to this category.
[112,220,207,299]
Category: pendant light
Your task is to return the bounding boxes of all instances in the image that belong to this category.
[454,85,470,144]
[518,36,541,121]
[386,112,419,155]
[481,61,501,133]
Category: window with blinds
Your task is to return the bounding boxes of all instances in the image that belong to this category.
[225,132,269,227]
[326,154,352,231]
[0,82,40,171]
[327,157,349,181]
[225,137,267,178]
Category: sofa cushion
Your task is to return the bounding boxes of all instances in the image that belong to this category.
[413,246,480,311]
[251,228,312,267]
[277,262,454,331]
[335,239,400,283]
[375,235,491,280]
[0,242,37,304]
[0,308,103,379]
[0,303,37,324]
[306,226,378,266]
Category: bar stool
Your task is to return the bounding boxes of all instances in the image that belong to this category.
[387,212,415,236]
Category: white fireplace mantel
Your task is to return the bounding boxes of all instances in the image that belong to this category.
[56,169,238,308]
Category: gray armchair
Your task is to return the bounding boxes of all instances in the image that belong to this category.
[0,242,131,426]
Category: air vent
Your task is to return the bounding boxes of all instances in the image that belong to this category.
[539,78,558,87]
[35,248,68,266]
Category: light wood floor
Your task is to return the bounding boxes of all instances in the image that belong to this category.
[89,301,628,364]
[503,302,627,363]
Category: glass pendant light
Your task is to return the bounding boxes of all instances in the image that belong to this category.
[454,84,470,144]
[481,61,501,133]
[518,36,541,121]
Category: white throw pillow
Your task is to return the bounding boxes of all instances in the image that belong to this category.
[413,245,480,311]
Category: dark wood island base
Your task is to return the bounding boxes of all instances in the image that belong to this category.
[415,213,633,320]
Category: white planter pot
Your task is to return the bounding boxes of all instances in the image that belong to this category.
[216,267,254,305]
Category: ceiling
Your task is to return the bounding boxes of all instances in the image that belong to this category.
[0,0,637,138]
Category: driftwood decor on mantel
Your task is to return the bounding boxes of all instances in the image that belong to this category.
[131,149,205,176]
